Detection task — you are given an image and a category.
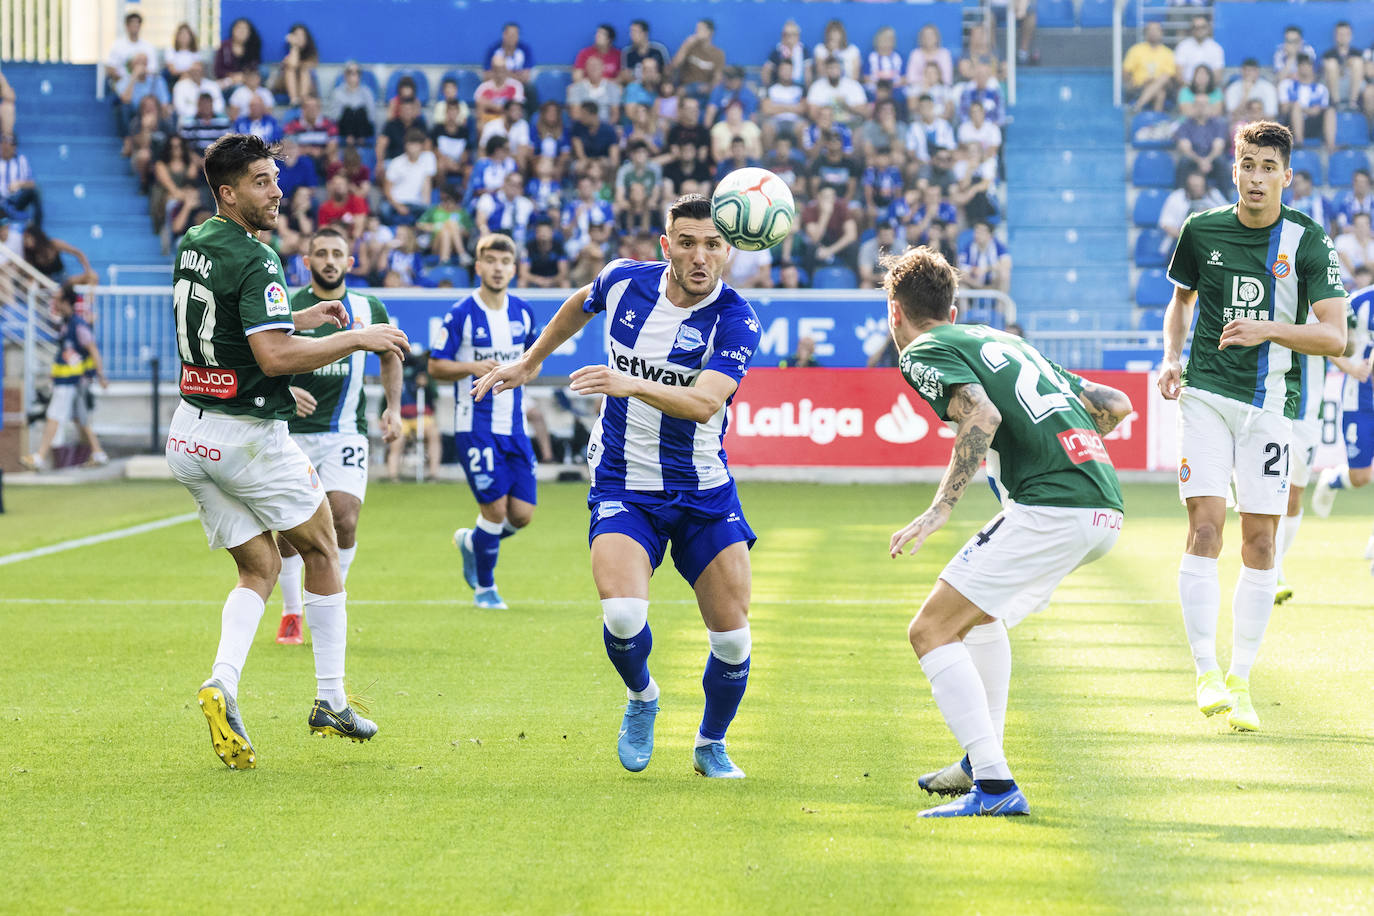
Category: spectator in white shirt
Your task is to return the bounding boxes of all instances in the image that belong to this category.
[382,128,437,224]
[1320,20,1365,108]
[172,59,224,122]
[1159,172,1227,243]
[724,244,773,289]
[906,24,954,89]
[813,19,861,83]
[105,11,159,88]
[760,59,806,146]
[1289,169,1332,232]
[956,101,1001,160]
[905,93,956,164]
[1223,58,1278,118]
[478,100,533,171]
[226,67,274,121]
[1272,25,1316,82]
[163,23,201,87]
[1279,54,1336,151]
[1173,16,1225,84]
[1335,213,1374,285]
[807,57,869,127]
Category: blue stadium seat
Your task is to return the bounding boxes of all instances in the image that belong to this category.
[1289,149,1323,186]
[1135,308,1166,332]
[1329,149,1371,188]
[1130,111,1176,149]
[1134,228,1169,268]
[358,147,377,170]
[1079,0,1121,28]
[1036,0,1076,29]
[385,68,431,103]
[1336,111,1371,148]
[813,266,857,289]
[956,228,975,251]
[1131,151,1175,188]
[333,67,381,98]
[1132,189,1169,227]
[1136,269,1174,308]
[441,68,482,103]
[533,69,573,105]
[428,265,471,287]
[770,265,809,286]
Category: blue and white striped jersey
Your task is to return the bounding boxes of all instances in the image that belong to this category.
[583,259,761,498]
[1342,285,1374,414]
[433,289,539,437]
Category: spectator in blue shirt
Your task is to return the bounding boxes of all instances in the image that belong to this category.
[275,136,318,200]
[705,66,758,125]
[485,22,534,88]
[116,53,170,137]
[959,220,1012,295]
[1174,98,1230,191]
[862,149,904,215]
[1278,54,1335,151]
[1289,169,1333,232]
[1272,25,1316,82]
[231,94,282,144]
[1336,170,1374,232]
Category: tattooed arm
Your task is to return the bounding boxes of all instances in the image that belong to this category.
[890,383,1001,558]
[1077,382,1134,436]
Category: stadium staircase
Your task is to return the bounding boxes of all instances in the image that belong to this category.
[6,63,164,279]
[1005,68,1132,333]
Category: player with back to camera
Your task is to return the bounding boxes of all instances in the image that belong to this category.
[1309,273,1374,534]
[428,233,541,610]
[1158,120,1348,732]
[886,245,1133,817]
[273,225,404,644]
[472,195,762,778]
[167,134,409,769]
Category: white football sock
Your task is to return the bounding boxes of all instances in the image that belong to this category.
[1275,511,1301,580]
[337,545,357,585]
[211,588,266,698]
[964,621,1011,746]
[304,590,348,709]
[1229,565,1278,680]
[278,553,304,617]
[919,642,1012,782]
[1178,553,1220,675]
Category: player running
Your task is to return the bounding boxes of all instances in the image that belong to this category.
[885,246,1132,818]
[167,134,409,769]
[429,233,541,609]
[1159,121,1348,732]
[274,226,404,643]
[472,195,761,778]
[1310,275,1374,544]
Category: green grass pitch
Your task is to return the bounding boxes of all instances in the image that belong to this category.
[1,478,1372,913]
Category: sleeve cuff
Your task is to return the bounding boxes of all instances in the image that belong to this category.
[244,321,296,337]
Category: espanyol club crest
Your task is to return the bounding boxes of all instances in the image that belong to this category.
[1271,255,1291,279]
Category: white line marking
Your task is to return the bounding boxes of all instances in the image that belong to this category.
[0,513,199,567]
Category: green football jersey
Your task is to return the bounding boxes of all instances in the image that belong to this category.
[173,215,295,419]
[899,324,1124,512]
[288,286,391,435]
[1167,203,1347,418]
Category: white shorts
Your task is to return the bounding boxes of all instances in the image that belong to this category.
[48,381,90,425]
[166,401,325,550]
[1290,415,1321,489]
[292,432,369,502]
[1177,387,1292,516]
[939,502,1123,629]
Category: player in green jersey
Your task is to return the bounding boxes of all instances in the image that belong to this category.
[274,226,403,644]
[883,246,1133,818]
[166,134,409,770]
[1158,121,1348,732]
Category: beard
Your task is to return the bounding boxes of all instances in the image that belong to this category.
[310,266,344,292]
[245,200,279,233]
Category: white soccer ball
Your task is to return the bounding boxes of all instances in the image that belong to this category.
[711,167,795,251]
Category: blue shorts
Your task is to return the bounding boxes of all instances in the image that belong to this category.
[1345,411,1374,470]
[455,431,537,506]
[588,486,756,586]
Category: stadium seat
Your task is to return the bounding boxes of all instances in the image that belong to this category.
[813,266,857,289]
[533,69,573,105]
[441,68,482,102]
[358,147,377,170]
[770,265,809,286]
[1329,149,1371,188]
[1131,151,1175,188]
[385,68,430,103]
[1135,307,1166,332]
[956,228,974,251]
[1132,189,1169,227]
[1336,111,1371,148]
[1289,149,1323,186]
[333,67,381,97]
[1135,269,1173,308]
[1036,0,1075,29]
[1079,0,1120,28]
[428,264,471,287]
[1130,111,1176,149]
[1134,228,1169,268]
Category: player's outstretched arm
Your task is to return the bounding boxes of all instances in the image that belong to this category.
[293,300,349,331]
[568,366,737,425]
[249,324,409,377]
[1078,382,1133,436]
[1157,286,1197,401]
[378,350,404,443]
[1219,295,1347,356]
[890,383,1001,558]
[473,285,596,402]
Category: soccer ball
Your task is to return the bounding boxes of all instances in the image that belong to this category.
[711,167,795,251]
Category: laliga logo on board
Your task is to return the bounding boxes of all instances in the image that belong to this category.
[731,399,863,445]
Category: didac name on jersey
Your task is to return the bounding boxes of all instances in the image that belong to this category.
[610,345,698,387]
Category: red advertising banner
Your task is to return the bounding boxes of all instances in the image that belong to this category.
[724,368,1150,470]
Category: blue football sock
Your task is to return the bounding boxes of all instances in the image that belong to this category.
[472,521,502,588]
[603,623,652,693]
[699,653,749,742]
[500,520,519,539]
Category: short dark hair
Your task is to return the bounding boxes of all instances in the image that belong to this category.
[699,18,715,33]
[1233,120,1293,166]
[203,133,280,202]
[1285,25,1302,36]
[1296,53,1314,67]
[597,23,616,43]
[1336,20,1352,30]
[309,225,350,249]
[882,246,959,325]
[579,101,599,117]
[631,18,649,33]
[1295,169,1313,182]
[666,193,712,228]
[485,135,508,155]
[1356,169,1371,182]
[404,127,427,145]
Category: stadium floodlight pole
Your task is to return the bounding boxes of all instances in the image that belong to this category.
[1006,2,1017,106]
[1112,0,1124,108]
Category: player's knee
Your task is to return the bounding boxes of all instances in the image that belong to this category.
[1187,522,1223,555]
[507,505,534,528]
[602,597,649,638]
[1352,467,1373,488]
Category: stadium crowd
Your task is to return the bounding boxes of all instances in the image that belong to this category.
[101,12,1015,294]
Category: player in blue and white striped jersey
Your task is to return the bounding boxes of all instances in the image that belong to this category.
[429,234,541,610]
[473,195,762,779]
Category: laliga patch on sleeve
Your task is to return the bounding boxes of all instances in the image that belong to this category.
[264,282,290,318]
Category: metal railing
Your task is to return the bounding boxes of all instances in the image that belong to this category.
[0,245,61,439]
[0,0,69,62]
